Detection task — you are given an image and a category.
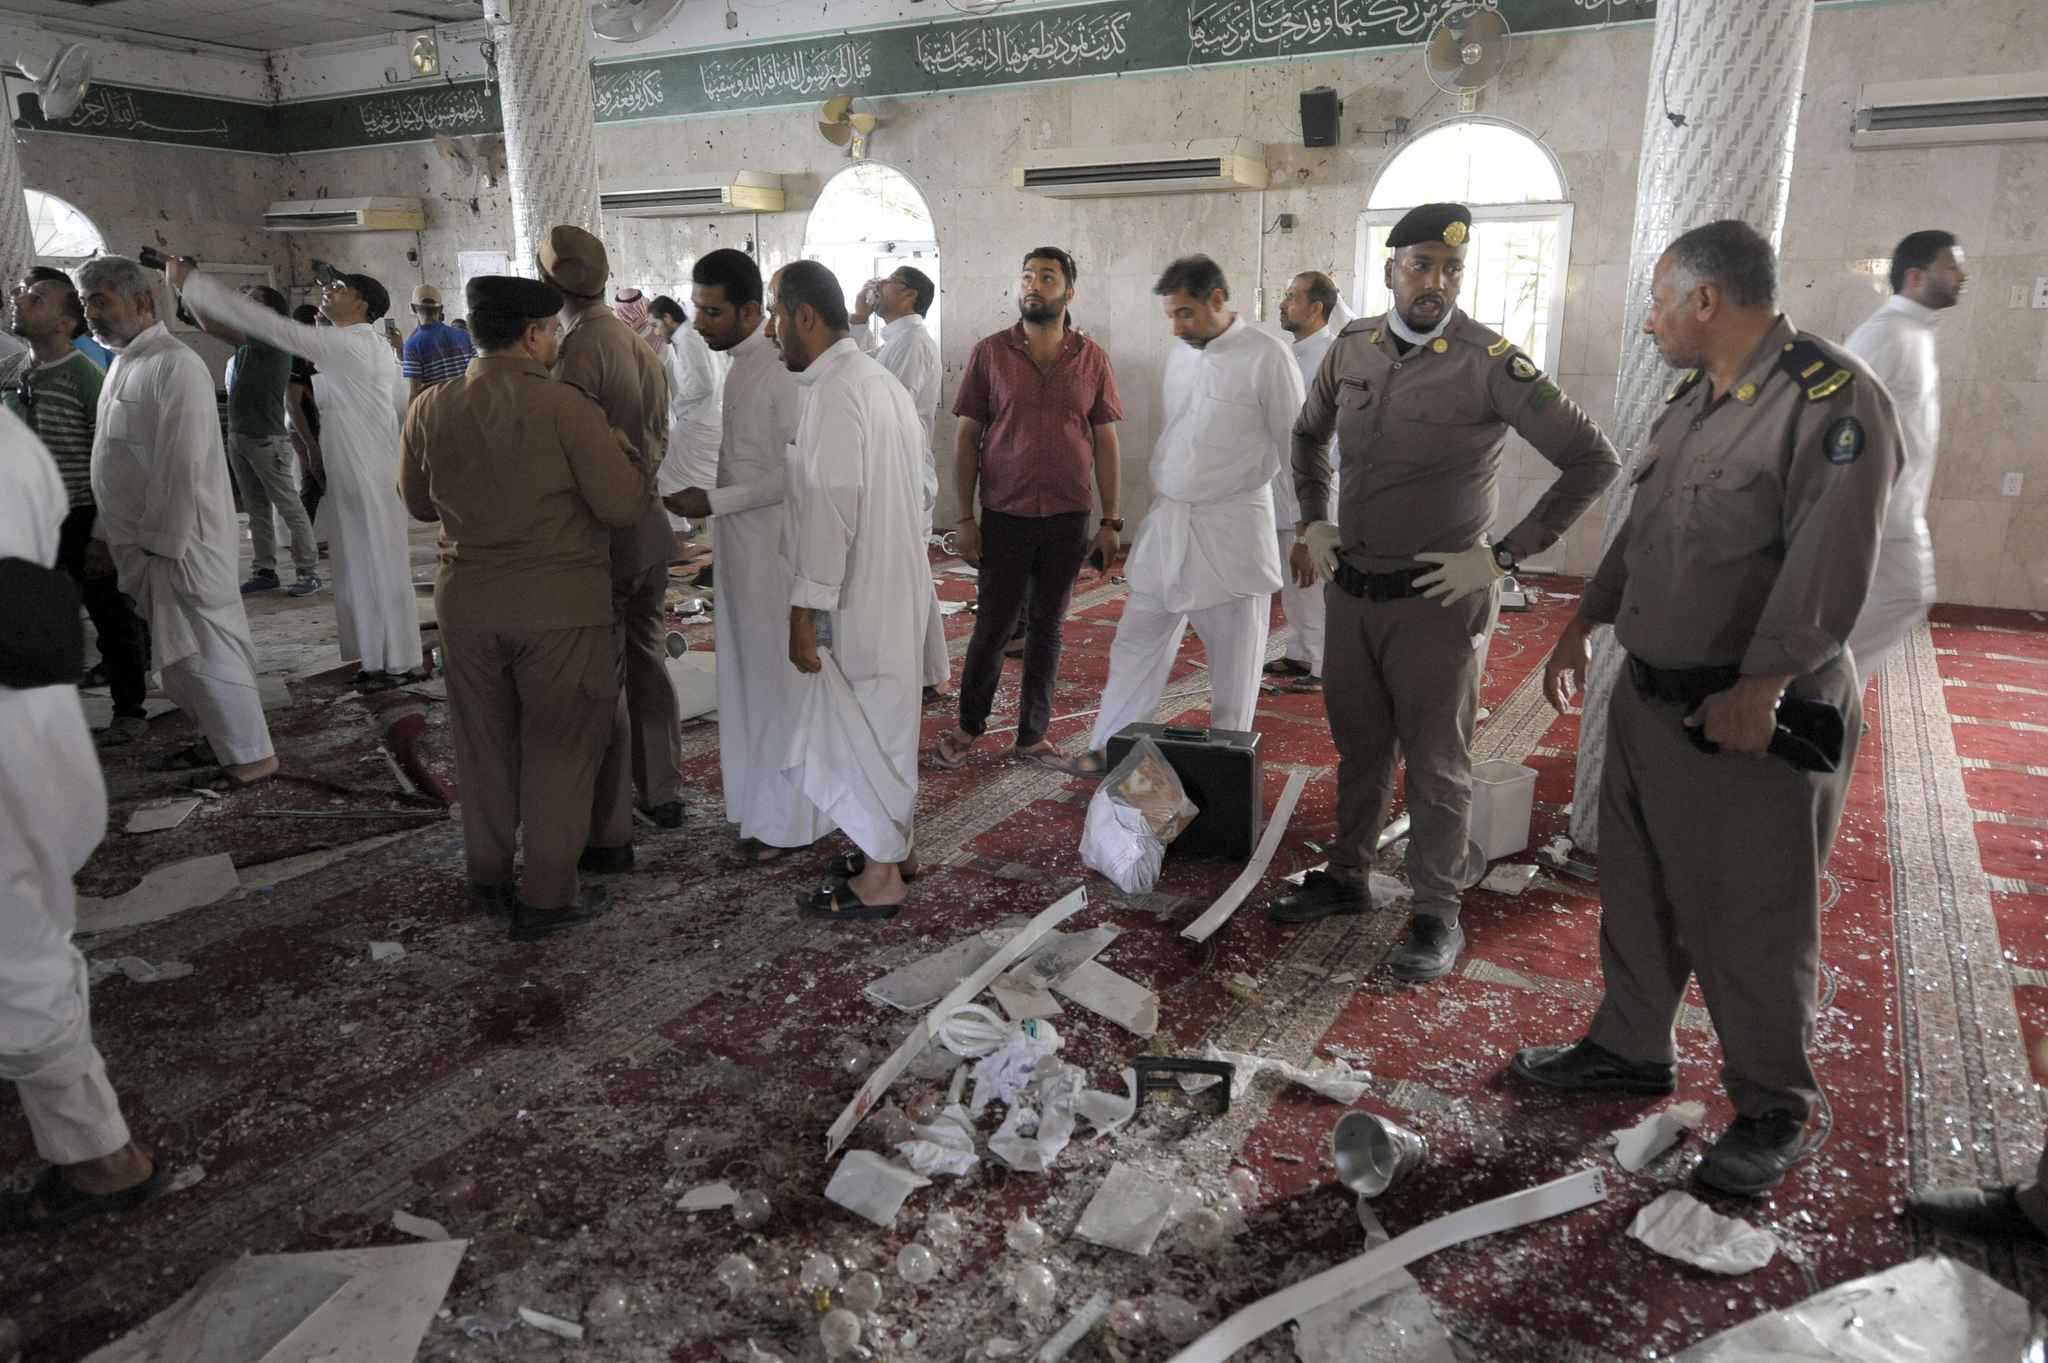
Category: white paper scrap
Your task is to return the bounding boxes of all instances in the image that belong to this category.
[864,932,1006,1013]
[1627,1191,1777,1275]
[1049,958,1158,1037]
[518,1306,585,1341]
[823,1150,931,1227]
[828,889,1088,1156]
[368,941,405,962]
[391,1209,450,1242]
[1479,863,1540,896]
[897,1104,979,1177]
[1183,1044,1369,1105]
[126,797,203,834]
[76,853,239,934]
[1181,770,1308,943]
[1074,1162,1178,1256]
[1669,1255,2029,1362]
[88,957,194,985]
[677,1181,737,1212]
[1611,1101,1706,1173]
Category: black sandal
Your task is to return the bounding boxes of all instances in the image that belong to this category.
[0,1162,163,1233]
[1263,658,1313,677]
[143,743,218,773]
[798,879,904,921]
[822,851,920,882]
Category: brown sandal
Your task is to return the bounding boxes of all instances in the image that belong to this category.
[931,728,975,769]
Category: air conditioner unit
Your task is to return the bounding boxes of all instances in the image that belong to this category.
[1012,138,1269,199]
[263,197,427,233]
[599,171,786,217]
[1853,72,2048,149]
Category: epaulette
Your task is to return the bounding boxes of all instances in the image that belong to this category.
[1664,369,1702,404]
[1777,337,1854,402]
[1338,317,1379,338]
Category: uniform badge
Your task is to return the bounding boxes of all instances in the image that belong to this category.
[1486,337,1512,357]
[1431,337,1449,353]
[1530,381,1561,410]
[1366,328,1383,344]
[1824,416,1864,465]
[1507,354,1539,382]
[1443,221,1468,246]
[1735,382,1757,402]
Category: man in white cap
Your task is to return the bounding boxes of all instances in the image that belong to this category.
[402,283,475,402]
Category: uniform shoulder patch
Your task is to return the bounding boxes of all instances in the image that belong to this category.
[1664,369,1702,404]
[1777,337,1855,402]
[1506,352,1540,383]
[1824,416,1864,465]
[1530,380,1562,410]
[1338,317,1380,338]
[1486,336,1513,357]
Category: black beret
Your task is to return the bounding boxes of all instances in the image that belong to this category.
[465,275,563,321]
[1387,202,1473,250]
[346,272,391,322]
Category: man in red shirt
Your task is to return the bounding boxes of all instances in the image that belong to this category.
[936,248,1123,768]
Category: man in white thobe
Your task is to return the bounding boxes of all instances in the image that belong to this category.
[666,251,833,861]
[1844,230,1966,683]
[0,404,159,1231]
[651,295,725,531]
[1073,256,1303,774]
[1270,270,1350,684]
[855,266,952,701]
[76,257,278,784]
[171,256,423,687]
[773,261,929,917]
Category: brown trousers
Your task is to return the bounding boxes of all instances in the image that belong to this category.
[592,562,683,847]
[443,623,617,909]
[1322,585,1491,924]
[1587,654,1861,1122]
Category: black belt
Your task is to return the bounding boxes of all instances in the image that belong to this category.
[1627,656,1740,706]
[1333,561,1429,602]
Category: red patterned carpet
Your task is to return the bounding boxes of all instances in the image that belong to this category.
[5,571,2045,1362]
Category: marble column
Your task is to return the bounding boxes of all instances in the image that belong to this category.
[0,127,40,290]
[484,0,603,273]
[1568,0,1817,852]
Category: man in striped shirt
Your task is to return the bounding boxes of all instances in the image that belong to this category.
[4,275,152,746]
[400,284,475,401]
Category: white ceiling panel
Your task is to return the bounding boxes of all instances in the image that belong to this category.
[0,0,484,53]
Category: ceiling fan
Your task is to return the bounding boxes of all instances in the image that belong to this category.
[817,95,880,159]
[15,40,91,122]
[590,0,686,44]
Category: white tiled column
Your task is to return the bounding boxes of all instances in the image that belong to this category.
[485,0,602,272]
[1570,0,1817,852]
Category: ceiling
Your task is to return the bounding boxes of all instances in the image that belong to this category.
[0,0,484,52]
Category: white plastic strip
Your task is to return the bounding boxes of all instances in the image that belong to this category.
[1163,1166,1607,1363]
[825,888,1088,1157]
[1181,770,1309,943]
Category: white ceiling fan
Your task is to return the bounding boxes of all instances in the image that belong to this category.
[590,0,687,44]
[15,39,91,122]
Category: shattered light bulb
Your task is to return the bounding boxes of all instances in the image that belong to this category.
[715,1253,758,1297]
[1152,1293,1202,1345]
[1180,1206,1228,1250]
[925,1208,964,1249]
[799,1252,842,1294]
[819,1307,861,1358]
[896,1242,938,1285]
[841,1270,883,1313]
[1008,1261,1057,1316]
[835,1043,872,1076]
[1003,1214,1045,1256]
[586,1281,632,1324]
[1108,1298,1147,1340]
[1213,1190,1245,1227]
[1227,1167,1259,1205]
[732,1189,772,1229]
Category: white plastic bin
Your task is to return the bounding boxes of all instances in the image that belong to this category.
[1469,759,1537,860]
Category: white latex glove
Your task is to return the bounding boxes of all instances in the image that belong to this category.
[1301,520,1342,582]
[1414,542,1505,605]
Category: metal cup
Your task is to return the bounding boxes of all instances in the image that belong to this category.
[664,630,688,658]
[1331,1110,1428,1199]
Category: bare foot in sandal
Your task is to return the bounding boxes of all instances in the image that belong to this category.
[931,727,977,769]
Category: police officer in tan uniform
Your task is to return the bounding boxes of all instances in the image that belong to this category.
[400,277,653,941]
[1280,203,1620,983]
[1514,220,1901,1197]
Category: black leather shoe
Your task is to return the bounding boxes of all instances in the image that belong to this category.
[467,881,512,917]
[1509,1038,1677,1095]
[1387,915,1464,982]
[578,844,634,874]
[922,685,949,707]
[645,802,684,830]
[509,886,611,942]
[1268,869,1367,923]
[1905,1185,2048,1243]
[1695,1111,1806,1197]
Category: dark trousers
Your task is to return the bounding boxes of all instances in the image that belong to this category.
[958,507,1090,749]
[56,505,151,720]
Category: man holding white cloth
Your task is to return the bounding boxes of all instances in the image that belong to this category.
[1071,256,1303,775]
[77,257,277,785]
[773,261,930,919]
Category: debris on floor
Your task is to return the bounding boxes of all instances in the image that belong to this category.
[124,796,204,835]
[76,852,239,934]
[1074,1161,1178,1256]
[1628,1191,1779,1274]
[1670,1256,2030,1360]
[87,956,194,985]
[1610,1101,1707,1173]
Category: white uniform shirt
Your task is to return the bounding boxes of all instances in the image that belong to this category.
[1126,317,1304,613]
[660,324,727,499]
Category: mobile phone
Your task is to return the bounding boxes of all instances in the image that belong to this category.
[1088,546,1108,573]
[384,319,400,336]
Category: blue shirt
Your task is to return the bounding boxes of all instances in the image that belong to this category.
[72,334,113,369]
[400,318,475,387]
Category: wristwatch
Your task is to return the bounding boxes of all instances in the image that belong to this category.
[1490,543,1517,573]
[1100,517,1124,531]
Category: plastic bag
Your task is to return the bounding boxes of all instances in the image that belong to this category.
[1080,737,1199,894]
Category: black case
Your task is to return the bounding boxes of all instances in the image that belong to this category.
[1104,723,1263,860]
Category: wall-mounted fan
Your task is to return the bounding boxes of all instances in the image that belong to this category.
[433,130,507,191]
[591,0,686,44]
[17,40,91,122]
[1424,4,1510,112]
[817,95,880,159]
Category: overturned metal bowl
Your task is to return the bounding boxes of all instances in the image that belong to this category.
[1331,1110,1428,1199]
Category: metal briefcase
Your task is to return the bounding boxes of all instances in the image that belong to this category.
[1104,723,1263,861]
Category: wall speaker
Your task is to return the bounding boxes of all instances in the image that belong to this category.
[1301,86,1343,147]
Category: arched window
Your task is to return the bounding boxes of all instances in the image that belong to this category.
[1355,118,1571,369]
[27,189,104,263]
[802,162,941,351]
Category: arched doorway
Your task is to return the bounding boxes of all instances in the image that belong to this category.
[1354,118,1571,370]
[802,162,941,351]
[26,189,105,265]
